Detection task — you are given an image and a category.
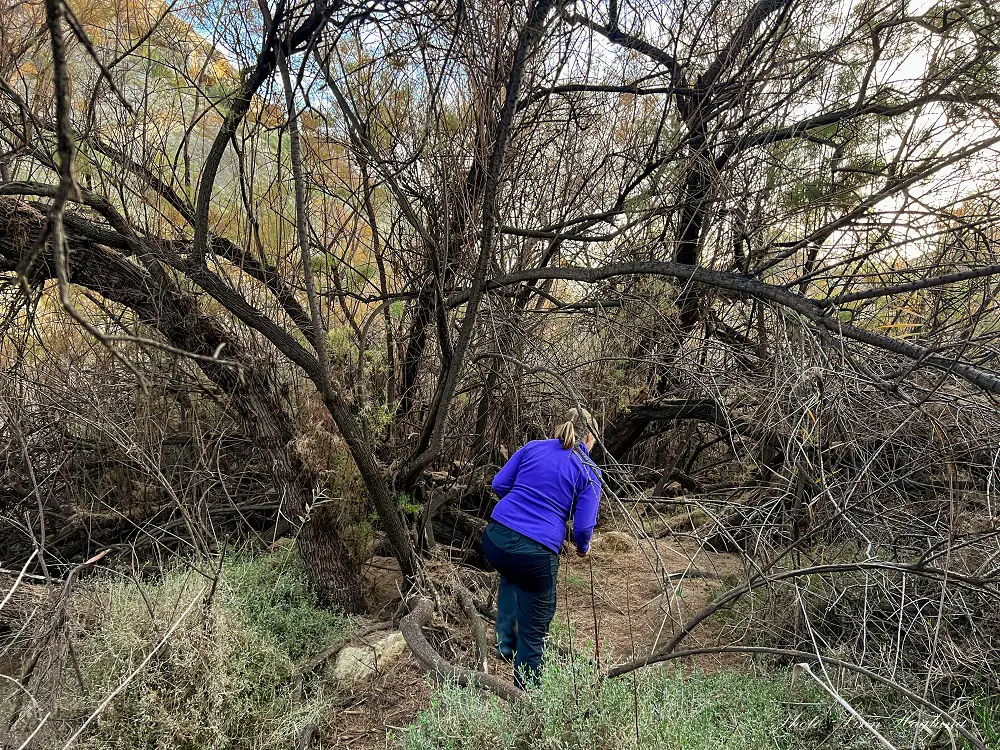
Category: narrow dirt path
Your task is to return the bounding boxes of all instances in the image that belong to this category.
[328,533,744,749]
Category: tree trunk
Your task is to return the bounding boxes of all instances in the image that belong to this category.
[292,475,365,612]
[0,197,368,611]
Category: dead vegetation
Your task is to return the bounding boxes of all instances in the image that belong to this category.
[4,0,1000,745]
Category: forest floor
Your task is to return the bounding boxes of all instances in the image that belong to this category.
[329,534,747,750]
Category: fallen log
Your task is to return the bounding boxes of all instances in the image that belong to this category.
[432,506,488,567]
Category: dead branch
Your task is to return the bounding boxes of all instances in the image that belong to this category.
[449,582,489,673]
[296,620,395,677]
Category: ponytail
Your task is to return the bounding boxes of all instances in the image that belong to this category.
[554,419,576,450]
[553,407,599,450]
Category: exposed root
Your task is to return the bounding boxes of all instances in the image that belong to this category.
[449,582,489,673]
[400,597,521,702]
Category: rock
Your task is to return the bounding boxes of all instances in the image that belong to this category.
[595,531,636,553]
[330,631,407,685]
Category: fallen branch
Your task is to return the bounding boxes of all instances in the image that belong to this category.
[291,620,395,702]
[400,598,521,701]
[664,570,722,580]
[18,550,109,692]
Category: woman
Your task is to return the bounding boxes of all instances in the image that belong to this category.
[482,407,602,689]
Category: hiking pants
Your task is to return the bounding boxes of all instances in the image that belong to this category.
[482,521,559,690]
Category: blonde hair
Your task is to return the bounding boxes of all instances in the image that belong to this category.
[553,407,599,450]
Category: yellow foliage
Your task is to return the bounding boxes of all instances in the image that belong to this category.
[72,0,161,42]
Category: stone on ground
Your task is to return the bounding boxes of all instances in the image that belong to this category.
[330,631,407,685]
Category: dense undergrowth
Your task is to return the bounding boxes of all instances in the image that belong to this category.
[51,546,350,749]
[401,659,887,750]
[11,547,994,749]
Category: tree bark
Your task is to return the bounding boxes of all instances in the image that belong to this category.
[0,197,367,610]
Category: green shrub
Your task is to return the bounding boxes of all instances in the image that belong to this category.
[223,547,351,661]
[61,546,350,750]
[400,657,872,750]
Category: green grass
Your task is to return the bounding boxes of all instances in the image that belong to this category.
[972,695,1000,748]
[400,657,877,750]
[59,544,351,750]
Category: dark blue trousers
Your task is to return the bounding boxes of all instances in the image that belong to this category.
[482,521,559,690]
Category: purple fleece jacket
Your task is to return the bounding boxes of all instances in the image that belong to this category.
[490,439,602,555]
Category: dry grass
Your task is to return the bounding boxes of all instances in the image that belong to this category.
[4,546,352,750]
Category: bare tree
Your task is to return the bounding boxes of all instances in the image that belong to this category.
[2,4,1000,717]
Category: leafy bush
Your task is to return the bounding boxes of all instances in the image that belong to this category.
[400,657,873,750]
[223,547,351,661]
[62,545,350,750]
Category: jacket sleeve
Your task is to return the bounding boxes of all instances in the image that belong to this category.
[491,445,526,498]
[572,467,602,553]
